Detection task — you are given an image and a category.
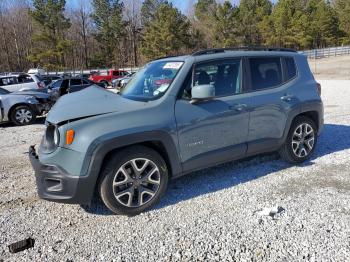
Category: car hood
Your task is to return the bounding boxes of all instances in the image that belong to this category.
[47,85,147,125]
[11,90,50,99]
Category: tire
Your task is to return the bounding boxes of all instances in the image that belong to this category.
[100,81,109,88]
[279,116,317,164]
[98,145,169,216]
[10,105,36,126]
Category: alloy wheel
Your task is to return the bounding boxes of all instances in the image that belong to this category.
[15,108,33,124]
[291,123,315,158]
[112,158,161,208]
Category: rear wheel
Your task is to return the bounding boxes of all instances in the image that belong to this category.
[98,145,169,216]
[279,116,317,163]
[100,81,109,88]
[10,105,36,126]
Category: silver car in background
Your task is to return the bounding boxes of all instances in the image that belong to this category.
[0,73,45,92]
[0,87,52,125]
[111,72,135,89]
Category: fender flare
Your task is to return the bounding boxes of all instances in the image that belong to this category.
[78,130,182,202]
[281,100,323,143]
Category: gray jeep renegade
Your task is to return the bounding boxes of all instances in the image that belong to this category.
[29,48,324,215]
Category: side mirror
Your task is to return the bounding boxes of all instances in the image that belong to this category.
[191,84,215,103]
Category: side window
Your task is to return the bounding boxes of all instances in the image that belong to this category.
[1,77,17,86]
[113,71,120,76]
[82,79,90,85]
[70,79,82,86]
[285,57,297,81]
[189,59,241,98]
[249,57,283,91]
[51,80,63,88]
[18,75,34,83]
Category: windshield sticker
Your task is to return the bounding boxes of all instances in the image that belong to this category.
[153,84,170,96]
[163,62,183,70]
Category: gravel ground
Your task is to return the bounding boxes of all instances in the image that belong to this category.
[1,80,350,261]
[310,55,350,80]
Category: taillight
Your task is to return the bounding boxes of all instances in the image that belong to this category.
[316,82,321,96]
[37,82,45,89]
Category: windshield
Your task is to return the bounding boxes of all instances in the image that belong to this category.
[120,61,184,101]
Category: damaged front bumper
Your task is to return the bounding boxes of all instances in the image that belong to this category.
[29,145,93,204]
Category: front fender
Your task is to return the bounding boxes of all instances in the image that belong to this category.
[78,130,182,203]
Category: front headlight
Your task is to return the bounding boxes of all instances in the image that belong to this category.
[53,127,60,146]
[42,125,60,153]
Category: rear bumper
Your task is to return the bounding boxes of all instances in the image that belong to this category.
[29,145,94,204]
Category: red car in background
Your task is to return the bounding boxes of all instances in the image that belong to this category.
[89,69,129,88]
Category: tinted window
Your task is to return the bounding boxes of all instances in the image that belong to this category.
[285,57,297,80]
[0,77,17,86]
[191,59,241,97]
[51,80,62,89]
[70,79,82,86]
[113,71,120,76]
[249,57,282,91]
[18,74,34,83]
[82,79,90,85]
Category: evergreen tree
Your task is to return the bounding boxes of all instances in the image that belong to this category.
[91,0,125,67]
[212,1,240,48]
[29,0,71,70]
[334,0,350,44]
[193,0,218,47]
[269,0,306,49]
[305,0,339,48]
[239,0,272,45]
[141,0,167,26]
[140,3,191,60]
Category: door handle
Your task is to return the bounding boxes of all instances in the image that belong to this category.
[281,94,294,102]
[229,104,247,112]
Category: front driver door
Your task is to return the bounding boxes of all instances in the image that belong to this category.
[175,58,250,172]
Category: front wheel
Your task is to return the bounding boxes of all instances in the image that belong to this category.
[98,145,169,216]
[279,116,317,163]
[10,105,36,126]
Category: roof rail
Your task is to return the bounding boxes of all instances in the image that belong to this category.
[192,46,297,56]
[153,54,186,61]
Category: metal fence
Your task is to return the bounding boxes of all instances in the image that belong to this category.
[46,67,140,77]
[299,46,350,59]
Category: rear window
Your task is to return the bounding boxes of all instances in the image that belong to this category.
[70,79,82,86]
[249,57,283,91]
[285,57,297,80]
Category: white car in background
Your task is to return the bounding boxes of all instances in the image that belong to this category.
[0,73,45,92]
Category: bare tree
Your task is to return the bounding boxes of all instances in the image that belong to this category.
[124,0,142,66]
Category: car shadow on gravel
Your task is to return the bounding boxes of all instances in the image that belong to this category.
[0,117,45,128]
[82,123,350,215]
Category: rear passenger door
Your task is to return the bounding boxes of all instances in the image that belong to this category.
[68,79,83,93]
[15,74,36,91]
[245,56,298,155]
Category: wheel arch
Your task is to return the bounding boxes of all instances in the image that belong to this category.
[80,131,182,203]
[8,103,34,119]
